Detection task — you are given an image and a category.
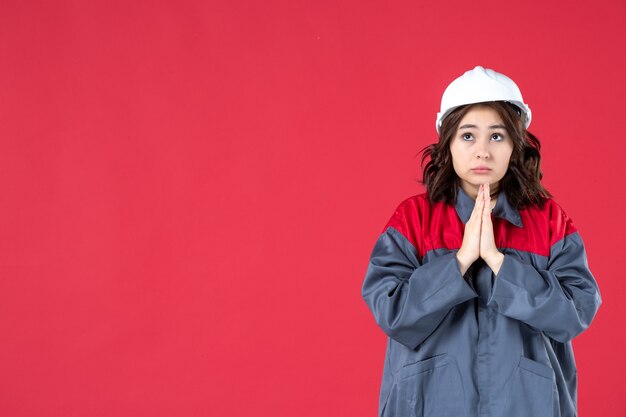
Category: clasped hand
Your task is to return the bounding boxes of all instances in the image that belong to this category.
[456,183,505,276]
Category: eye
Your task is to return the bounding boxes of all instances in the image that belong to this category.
[490,133,505,142]
[461,133,473,141]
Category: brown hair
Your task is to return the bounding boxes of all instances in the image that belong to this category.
[420,101,551,208]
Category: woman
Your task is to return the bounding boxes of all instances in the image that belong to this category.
[362,66,601,417]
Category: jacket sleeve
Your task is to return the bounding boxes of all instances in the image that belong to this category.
[362,226,478,349]
[487,230,602,343]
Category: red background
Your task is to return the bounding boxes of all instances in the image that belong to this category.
[1,1,624,416]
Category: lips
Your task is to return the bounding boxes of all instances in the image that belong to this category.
[471,167,492,173]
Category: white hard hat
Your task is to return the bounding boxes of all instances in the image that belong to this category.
[436,66,532,133]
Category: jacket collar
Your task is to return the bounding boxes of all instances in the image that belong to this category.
[454,187,523,228]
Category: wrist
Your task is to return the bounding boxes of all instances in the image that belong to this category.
[455,251,475,276]
[484,252,505,274]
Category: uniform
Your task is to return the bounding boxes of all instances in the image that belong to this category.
[362,188,601,417]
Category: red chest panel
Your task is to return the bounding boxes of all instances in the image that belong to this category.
[383,194,577,259]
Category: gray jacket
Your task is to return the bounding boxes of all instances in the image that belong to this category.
[362,189,601,417]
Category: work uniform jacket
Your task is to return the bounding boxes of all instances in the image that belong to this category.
[362,189,601,417]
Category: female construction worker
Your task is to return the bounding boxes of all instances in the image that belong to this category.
[362,66,601,417]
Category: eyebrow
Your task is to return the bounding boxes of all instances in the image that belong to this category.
[458,124,507,130]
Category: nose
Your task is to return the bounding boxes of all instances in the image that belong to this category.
[475,145,490,159]
[474,136,491,159]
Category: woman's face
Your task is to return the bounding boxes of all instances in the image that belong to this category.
[449,105,514,198]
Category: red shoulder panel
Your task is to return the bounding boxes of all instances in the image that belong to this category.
[382,194,425,254]
[383,194,464,259]
[525,199,577,245]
